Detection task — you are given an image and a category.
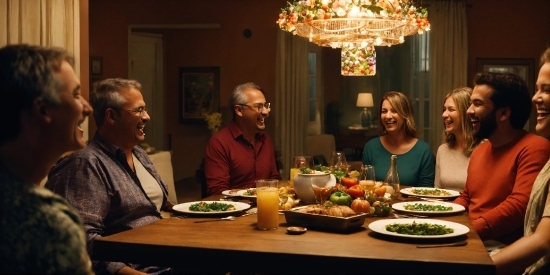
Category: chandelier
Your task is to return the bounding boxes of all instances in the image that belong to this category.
[276,0,430,76]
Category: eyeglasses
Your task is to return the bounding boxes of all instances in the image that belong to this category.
[238,102,271,112]
[115,106,148,117]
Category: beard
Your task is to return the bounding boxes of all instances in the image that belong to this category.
[474,109,498,139]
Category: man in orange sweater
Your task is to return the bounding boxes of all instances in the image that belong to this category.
[454,72,550,245]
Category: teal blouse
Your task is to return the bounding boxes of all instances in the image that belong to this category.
[362,137,435,187]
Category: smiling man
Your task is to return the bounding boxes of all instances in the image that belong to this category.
[46,78,173,274]
[454,72,550,247]
[0,44,94,274]
[205,82,281,196]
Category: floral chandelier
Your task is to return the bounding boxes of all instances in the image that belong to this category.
[276,0,430,76]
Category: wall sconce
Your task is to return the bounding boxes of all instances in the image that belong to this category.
[356,93,374,128]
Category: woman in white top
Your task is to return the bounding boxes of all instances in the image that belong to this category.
[435,87,482,191]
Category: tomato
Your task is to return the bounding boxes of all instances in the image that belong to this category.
[341,177,358,188]
[346,185,364,199]
[350,198,370,214]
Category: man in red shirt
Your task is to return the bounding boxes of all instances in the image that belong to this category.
[454,72,550,246]
[205,82,281,196]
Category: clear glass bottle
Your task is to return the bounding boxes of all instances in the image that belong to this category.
[384,155,400,198]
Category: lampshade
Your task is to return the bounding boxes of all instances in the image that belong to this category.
[356,93,374,107]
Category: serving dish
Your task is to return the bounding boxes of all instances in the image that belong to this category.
[172,201,251,215]
[283,206,367,232]
[392,201,465,215]
[400,187,460,199]
[368,218,469,239]
[293,172,336,204]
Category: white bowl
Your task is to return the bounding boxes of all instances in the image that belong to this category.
[293,172,336,204]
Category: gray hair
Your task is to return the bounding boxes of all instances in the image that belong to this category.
[229,82,264,119]
[90,78,142,127]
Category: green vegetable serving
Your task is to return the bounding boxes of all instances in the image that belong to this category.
[189,201,236,212]
[403,203,453,211]
[243,188,257,196]
[299,167,315,174]
[385,221,454,235]
[412,188,452,196]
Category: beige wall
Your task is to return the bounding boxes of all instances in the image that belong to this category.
[89,0,550,181]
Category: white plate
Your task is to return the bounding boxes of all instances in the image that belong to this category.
[221,190,238,196]
[221,189,256,198]
[392,201,465,215]
[172,201,251,215]
[236,189,257,198]
[368,218,469,239]
[400,187,460,199]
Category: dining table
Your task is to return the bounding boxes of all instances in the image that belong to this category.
[92,192,495,274]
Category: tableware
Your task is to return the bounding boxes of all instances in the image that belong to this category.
[290,156,314,188]
[400,187,460,199]
[256,179,280,230]
[311,180,332,205]
[283,206,368,232]
[172,201,251,215]
[286,226,307,235]
[393,201,465,215]
[368,218,469,239]
[392,213,429,219]
[221,190,239,196]
[358,165,376,192]
[293,172,336,204]
[193,216,237,223]
[416,241,468,248]
[330,151,349,173]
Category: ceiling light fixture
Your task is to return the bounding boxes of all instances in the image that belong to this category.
[276,0,430,76]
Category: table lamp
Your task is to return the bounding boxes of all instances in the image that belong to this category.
[356,93,374,128]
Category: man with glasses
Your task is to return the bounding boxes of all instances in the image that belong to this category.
[205,82,281,195]
[46,78,173,274]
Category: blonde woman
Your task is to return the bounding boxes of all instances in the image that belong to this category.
[362,91,435,187]
[435,87,482,191]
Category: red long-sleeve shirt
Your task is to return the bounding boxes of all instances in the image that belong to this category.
[205,122,281,196]
[454,131,550,244]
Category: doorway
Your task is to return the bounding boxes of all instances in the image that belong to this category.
[129,32,165,150]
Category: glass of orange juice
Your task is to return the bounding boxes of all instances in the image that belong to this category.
[255,179,280,230]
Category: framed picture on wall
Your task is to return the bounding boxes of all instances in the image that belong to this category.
[179,67,220,124]
[476,58,535,92]
[90,56,103,76]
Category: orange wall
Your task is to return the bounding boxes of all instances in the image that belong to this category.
[90,0,286,180]
[466,0,550,84]
[90,0,550,181]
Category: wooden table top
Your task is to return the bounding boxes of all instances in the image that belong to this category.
[93,195,495,274]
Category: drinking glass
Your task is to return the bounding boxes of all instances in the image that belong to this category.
[330,151,349,174]
[359,165,376,192]
[255,179,280,230]
[311,182,332,205]
[289,156,314,187]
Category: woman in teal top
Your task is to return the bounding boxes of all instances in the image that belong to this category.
[363,91,435,187]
